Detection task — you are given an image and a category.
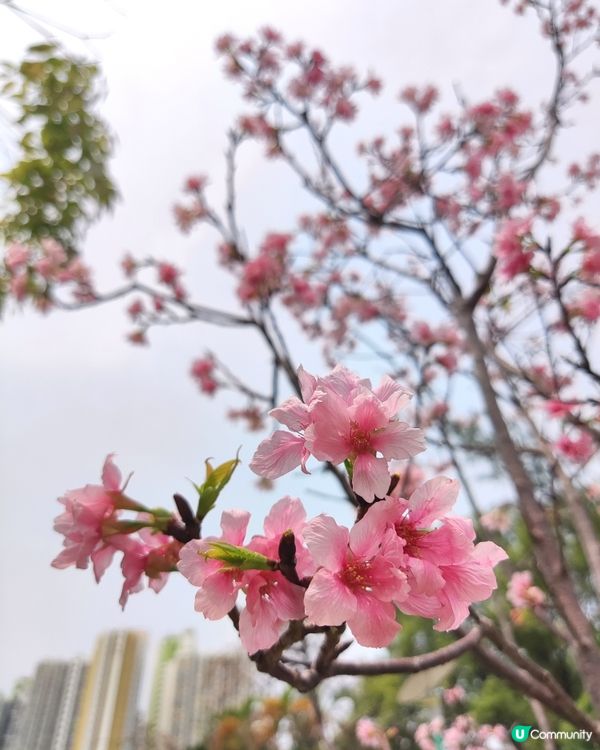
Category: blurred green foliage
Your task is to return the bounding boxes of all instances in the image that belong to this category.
[0,42,116,250]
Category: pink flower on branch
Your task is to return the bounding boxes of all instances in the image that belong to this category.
[303,512,408,647]
[51,454,140,581]
[365,478,507,630]
[114,528,182,608]
[178,498,310,654]
[251,365,425,502]
[507,570,545,609]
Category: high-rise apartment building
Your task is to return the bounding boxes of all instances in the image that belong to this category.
[147,631,253,749]
[71,630,146,750]
[0,660,85,750]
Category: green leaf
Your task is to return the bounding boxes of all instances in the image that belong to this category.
[194,454,240,520]
[202,541,276,571]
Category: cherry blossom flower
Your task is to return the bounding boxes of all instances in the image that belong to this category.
[178,508,252,620]
[115,528,181,608]
[51,454,130,581]
[356,717,391,750]
[507,570,545,609]
[179,498,310,654]
[251,365,425,502]
[303,512,408,647]
[365,478,506,630]
[555,431,595,463]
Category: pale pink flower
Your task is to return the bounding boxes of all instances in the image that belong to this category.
[178,509,251,620]
[365,478,506,630]
[51,454,128,581]
[9,272,28,301]
[479,507,512,533]
[178,499,309,654]
[4,243,30,271]
[240,497,310,653]
[303,512,408,647]
[576,289,600,321]
[356,717,391,749]
[507,570,545,608]
[251,366,424,502]
[442,685,466,705]
[115,528,181,608]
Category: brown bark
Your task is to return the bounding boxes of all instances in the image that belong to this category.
[458,307,600,712]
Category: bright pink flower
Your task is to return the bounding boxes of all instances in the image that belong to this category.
[51,455,129,581]
[157,262,180,286]
[251,366,424,502]
[555,431,595,463]
[507,570,545,609]
[493,217,533,278]
[544,399,576,417]
[303,513,408,647]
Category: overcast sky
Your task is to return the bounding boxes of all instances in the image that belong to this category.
[1,0,598,702]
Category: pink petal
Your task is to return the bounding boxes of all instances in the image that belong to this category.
[250,431,306,478]
[238,603,284,654]
[367,557,410,602]
[270,397,310,431]
[102,454,122,491]
[352,454,391,502]
[303,514,349,571]
[407,557,445,596]
[417,518,475,565]
[298,365,318,402]
[408,477,459,525]
[194,571,238,619]
[321,365,364,401]
[348,393,388,432]
[372,421,426,460]
[374,375,412,417]
[472,540,509,567]
[268,575,306,620]
[349,508,387,559]
[347,594,400,647]
[220,509,251,545]
[91,544,116,583]
[177,539,214,586]
[263,496,306,538]
[306,391,351,463]
[304,569,356,626]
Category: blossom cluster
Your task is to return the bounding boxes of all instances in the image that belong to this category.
[51,366,506,656]
[2,239,94,310]
[51,455,181,608]
[250,365,425,502]
[415,715,509,750]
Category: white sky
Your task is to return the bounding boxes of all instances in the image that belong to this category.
[0,0,598,701]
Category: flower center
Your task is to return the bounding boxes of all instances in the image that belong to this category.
[394,520,428,556]
[349,422,374,455]
[340,557,373,589]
